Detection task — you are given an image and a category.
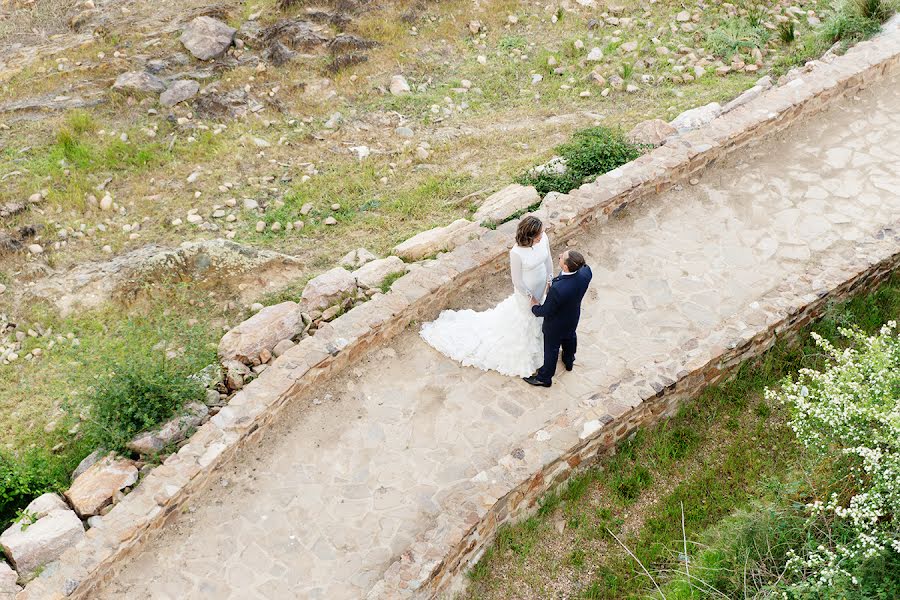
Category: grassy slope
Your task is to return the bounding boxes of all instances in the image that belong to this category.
[465,275,900,600]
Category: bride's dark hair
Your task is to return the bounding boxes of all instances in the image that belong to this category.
[515,216,543,247]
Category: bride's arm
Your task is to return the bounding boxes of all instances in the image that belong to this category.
[544,234,554,284]
[510,250,530,297]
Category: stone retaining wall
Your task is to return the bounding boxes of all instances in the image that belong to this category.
[17,20,900,600]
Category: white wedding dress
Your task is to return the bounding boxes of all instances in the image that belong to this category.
[420,233,553,377]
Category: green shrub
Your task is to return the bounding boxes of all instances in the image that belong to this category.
[518,126,643,196]
[819,10,882,43]
[819,0,895,45]
[83,355,204,452]
[707,17,770,59]
[0,449,70,525]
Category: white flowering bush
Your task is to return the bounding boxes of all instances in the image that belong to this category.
[765,321,900,595]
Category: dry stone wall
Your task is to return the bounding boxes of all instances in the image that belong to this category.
[16,20,900,600]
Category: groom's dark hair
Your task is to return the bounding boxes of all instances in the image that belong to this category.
[564,251,586,272]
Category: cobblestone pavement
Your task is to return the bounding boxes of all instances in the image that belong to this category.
[94,74,900,599]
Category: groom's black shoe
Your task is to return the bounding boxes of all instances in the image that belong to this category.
[564,362,574,372]
[523,375,551,388]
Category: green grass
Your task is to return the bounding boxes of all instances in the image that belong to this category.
[0,291,223,522]
[378,270,406,293]
[465,274,900,600]
[253,163,475,252]
[0,111,221,213]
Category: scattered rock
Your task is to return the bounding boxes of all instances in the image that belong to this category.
[392,219,483,261]
[321,304,342,322]
[261,19,329,51]
[272,339,296,357]
[352,257,407,289]
[218,301,304,364]
[586,47,604,61]
[627,119,676,146]
[0,497,84,581]
[223,359,250,390]
[127,403,209,455]
[71,449,104,481]
[474,184,540,225]
[65,454,138,517]
[301,268,357,312]
[194,88,254,119]
[390,74,411,95]
[190,363,224,389]
[112,71,166,94]
[339,248,377,269]
[180,16,237,61]
[159,80,200,107]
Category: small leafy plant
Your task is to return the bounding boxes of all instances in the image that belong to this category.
[83,354,204,452]
[13,508,38,530]
[518,126,643,196]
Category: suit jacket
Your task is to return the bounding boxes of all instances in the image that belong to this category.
[531,266,592,340]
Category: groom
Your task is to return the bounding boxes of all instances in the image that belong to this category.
[525,250,592,388]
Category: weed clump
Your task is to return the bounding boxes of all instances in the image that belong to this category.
[707,17,771,60]
[518,126,643,196]
[82,355,204,452]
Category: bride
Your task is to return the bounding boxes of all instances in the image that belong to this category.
[420,215,552,377]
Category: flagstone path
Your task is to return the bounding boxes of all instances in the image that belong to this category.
[94,73,900,599]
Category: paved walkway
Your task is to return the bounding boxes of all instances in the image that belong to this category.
[95,74,900,599]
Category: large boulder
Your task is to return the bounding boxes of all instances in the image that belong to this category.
[0,495,84,581]
[0,561,19,595]
[64,454,138,518]
[473,184,540,225]
[392,219,484,261]
[669,102,722,132]
[160,80,200,107]
[627,119,677,146]
[127,402,209,455]
[352,257,408,289]
[24,239,307,317]
[219,302,303,364]
[180,16,237,61]
[300,268,357,312]
[112,71,166,94]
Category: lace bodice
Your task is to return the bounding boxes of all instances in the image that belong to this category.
[509,232,554,300]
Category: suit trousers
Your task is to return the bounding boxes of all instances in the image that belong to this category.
[537,332,577,383]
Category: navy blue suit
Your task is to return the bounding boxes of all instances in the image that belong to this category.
[531,266,592,383]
